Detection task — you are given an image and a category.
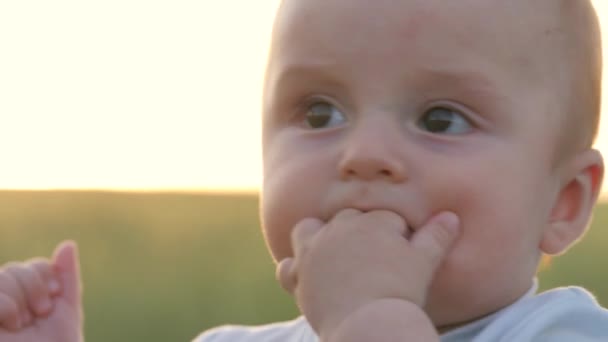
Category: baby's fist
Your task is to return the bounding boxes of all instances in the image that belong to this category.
[0,257,61,330]
[278,209,460,340]
[0,241,83,342]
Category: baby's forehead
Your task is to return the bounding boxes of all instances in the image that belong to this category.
[272,1,573,81]
[277,0,576,38]
[275,0,571,57]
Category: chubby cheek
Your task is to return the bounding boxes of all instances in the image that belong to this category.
[261,185,310,262]
[423,171,543,325]
[425,157,545,258]
[262,141,336,261]
[426,159,548,291]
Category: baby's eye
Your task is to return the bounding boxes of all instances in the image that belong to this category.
[304,102,346,129]
[418,107,472,135]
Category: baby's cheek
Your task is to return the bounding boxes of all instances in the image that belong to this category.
[261,172,301,260]
[261,182,324,262]
[262,165,335,261]
[261,196,295,261]
[429,173,537,273]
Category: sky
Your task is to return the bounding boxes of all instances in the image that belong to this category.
[2,1,608,194]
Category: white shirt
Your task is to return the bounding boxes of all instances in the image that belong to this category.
[194,285,608,341]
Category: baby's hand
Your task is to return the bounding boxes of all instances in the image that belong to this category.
[0,241,83,342]
[277,209,459,340]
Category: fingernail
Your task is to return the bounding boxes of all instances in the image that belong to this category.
[48,279,61,294]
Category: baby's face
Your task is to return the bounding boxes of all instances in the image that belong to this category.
[262,0,566,326]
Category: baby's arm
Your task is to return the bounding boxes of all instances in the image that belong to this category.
[277,210,460,341]
[0,241,83,342]
[327,299,439,341]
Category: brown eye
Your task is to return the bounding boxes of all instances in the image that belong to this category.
[419,107,472,134]
[305,102,346,129]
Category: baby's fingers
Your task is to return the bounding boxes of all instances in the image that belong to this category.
[412,212,460,270]
[4,262,54,318]
[30,259,62,297]
[0,293,21,331]
[0,274,23,331]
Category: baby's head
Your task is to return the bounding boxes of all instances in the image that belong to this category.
[260,0,604,327]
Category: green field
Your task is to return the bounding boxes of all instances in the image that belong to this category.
[0,191,606,341]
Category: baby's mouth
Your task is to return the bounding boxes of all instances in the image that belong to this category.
[328,206,417,239]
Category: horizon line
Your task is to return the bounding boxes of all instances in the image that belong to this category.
[2,187,608,202]
[0,187,260,195]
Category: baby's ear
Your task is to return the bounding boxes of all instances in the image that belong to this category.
[541,149,604,255]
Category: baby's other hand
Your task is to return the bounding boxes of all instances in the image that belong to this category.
[0,241,83,342]
[277,209,459,339]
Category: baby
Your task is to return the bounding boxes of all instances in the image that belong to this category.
[1,0,608,341]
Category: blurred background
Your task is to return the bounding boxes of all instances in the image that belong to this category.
[1,1,607,341]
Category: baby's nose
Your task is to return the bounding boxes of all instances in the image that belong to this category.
[338,120,407,182]
[340,156,405,182]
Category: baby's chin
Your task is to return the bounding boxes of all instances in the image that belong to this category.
[430,301,506,334]
[425,299,494,333]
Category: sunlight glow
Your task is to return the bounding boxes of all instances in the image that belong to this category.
[2,1,608,195]
[0,1,280,191]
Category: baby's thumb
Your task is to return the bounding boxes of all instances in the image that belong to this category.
[411,212,460,270]
[52,240,82,308]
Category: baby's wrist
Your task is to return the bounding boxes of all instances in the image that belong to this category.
[321,299,438,342]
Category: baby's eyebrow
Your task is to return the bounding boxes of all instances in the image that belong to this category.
[416,68,499,94]
[265,62,346,107]
[268,63,341,91]
[415,67,509,109]
[266,62,508,115]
